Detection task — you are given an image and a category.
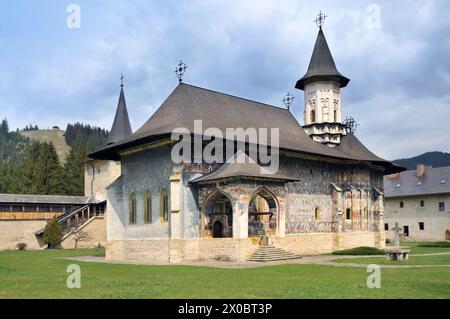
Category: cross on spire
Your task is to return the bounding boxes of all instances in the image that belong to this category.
[282,92,295,111]
[120,73,125,87]
[314,11,327,29]
[175,60,188,83]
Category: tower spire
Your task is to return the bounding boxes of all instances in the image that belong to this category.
[296,25,349,90]
[107,76,132,145]
[295,14,349,148]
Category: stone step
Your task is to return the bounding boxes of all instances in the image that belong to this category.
[248,245,302,262]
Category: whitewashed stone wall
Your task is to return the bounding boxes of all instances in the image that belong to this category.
[0,221,46,250]
[385,194,450,241]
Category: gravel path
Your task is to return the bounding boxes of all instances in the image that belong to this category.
[63,252,450,269]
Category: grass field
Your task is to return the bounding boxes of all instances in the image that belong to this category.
[333,242,450,266]
[0,247,449,299]
[20,129,71,162]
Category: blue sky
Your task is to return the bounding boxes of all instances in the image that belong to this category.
[0,0,449,159]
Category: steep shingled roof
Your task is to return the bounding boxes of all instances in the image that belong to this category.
[89,83,403,174]
[384,166,450,198]
[296,28,349,90]
[107,85,132,145]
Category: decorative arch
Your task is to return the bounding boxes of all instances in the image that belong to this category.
[344,190,352,221]
[248,187,279,237]
[201,189,233,238]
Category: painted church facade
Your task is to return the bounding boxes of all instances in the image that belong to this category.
[89,25,403,263]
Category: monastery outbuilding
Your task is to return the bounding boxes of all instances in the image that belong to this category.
[384,165,450,242]
[87,21,404,263]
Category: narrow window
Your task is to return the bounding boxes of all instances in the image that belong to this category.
[144,191,152,224]
[315,207,320,220]
[129,193,137,225]
[160,189,169,223]
[334,110,337,122]
[420,200,424,207]
[400,201,404,208]
[403,226,409,236]
[384,223,389,231]
[346,208,351,220]
[311,110,316,123]
[439,202,445,212]
[419,222,425,230]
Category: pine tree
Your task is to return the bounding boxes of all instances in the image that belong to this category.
[62,146,86,196]
[14,141,64,195]
[38,142,64,195]
[14,141,41,194]
[0,161,14,193]
[43,216,63,249]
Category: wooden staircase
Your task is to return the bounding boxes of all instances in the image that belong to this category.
[35,201,106,238]
[248,245,302,262]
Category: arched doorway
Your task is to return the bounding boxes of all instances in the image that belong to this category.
[203,191,233,238]
[248,189,278,237]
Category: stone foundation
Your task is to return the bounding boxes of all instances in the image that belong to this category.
[106,231,384,264]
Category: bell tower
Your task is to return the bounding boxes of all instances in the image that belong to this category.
[296,12,350,147]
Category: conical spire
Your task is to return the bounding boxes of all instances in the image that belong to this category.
[107,81,132,145]
[295,28,349,90]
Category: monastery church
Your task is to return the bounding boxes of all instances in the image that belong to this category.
[84,21,404,263]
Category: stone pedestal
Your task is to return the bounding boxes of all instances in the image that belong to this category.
[385,248,410,261]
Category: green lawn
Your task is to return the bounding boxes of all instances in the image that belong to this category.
[386,242,450,255]
[333,254,450,266]
[0,248,449,299]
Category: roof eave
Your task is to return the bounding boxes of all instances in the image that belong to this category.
[295,74,350,91]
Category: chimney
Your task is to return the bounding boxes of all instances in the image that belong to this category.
[417,164,425,177]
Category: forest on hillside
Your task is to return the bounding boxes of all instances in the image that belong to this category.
[393,151,450,170]
[0,119,108,196]
[65,123,108,154]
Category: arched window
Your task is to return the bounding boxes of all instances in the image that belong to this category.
[144,191,152,224]
[357,190,362,219]
[323,106,329,121]
[315,207,320,220]
[345,191,352,221]
[311,110,316,123]
[160,189,169,223]
[129,193,137,225]
[346,208,351,220]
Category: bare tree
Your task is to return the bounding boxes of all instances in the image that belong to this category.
[71,228,90,250]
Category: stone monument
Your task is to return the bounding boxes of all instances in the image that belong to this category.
[385,222,410,261]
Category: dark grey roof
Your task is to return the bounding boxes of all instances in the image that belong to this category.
[107,85,132,145]
[384,166,450,198]
[190,151,301,183]
[0,194,89,205]
[89,83,402,174]
[296,28,349,90]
